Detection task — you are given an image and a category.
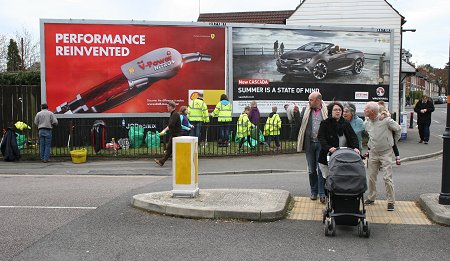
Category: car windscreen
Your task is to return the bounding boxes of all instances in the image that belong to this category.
[297,43,332,52]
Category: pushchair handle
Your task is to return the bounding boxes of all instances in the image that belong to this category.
[327,147,352,162]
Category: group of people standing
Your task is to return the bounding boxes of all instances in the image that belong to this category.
[154,93,232,166]
[296,92,401,212]
[236,101,282,152]
[153,91,435,212]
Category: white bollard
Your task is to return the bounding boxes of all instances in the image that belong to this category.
[172,136,199,197]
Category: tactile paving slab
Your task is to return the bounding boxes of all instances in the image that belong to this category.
[287,197,432,225]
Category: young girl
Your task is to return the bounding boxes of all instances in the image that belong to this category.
[179,106,194,136]
[237,106,255,151]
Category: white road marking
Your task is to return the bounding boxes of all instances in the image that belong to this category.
[0,205,97,209]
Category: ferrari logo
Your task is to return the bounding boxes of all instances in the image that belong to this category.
[210,34,215,39]
[128,67,135,74]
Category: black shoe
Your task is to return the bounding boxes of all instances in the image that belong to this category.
[310,195,318,200]
[387,203,395,211]
[424,141,428,144]
[364,199,375,205]
[418,140,423,143]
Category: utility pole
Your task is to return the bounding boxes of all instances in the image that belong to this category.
[21,38,24,70]
[439,40,450,205]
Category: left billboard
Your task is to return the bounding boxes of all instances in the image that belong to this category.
[41,21,225,114]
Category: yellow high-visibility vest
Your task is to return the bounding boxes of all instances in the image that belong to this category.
[236,113,253,138]
[264,113,281,136]
[211,101,232,122]
[188,98,209,123]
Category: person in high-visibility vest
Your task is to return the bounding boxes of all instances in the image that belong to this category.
[264,106,282,152]
[237,106,255,151]
[188,92,209,140]
[211,94,232,147]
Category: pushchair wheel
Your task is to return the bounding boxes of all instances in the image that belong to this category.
[358,220,370,238]
[324,218,336,237]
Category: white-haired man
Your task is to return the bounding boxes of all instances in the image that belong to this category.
[364,101,401,211]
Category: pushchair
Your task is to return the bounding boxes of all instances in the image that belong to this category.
[322,148,370,237]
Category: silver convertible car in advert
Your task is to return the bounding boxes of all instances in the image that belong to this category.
[276,42,365,80]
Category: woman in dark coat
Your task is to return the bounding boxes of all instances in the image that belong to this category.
[318,101,359,178]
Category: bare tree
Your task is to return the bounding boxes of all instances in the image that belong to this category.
[0,34,8,72]
[14,27,39,70]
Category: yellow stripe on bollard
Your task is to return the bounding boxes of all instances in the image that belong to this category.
[175,143,191,184]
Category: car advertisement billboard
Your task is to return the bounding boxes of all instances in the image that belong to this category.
[41,21,225,114]
[232,26,392,113]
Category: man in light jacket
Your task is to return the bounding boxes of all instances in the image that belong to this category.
[363,101,401,211]
[297,92,328,203]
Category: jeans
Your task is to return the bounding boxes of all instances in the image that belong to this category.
[418,123,430,142]
[38,129,52,161]
[267,135,280,147]
[218,122,230,142]
[305,140,325,197]
[189,121,202,140]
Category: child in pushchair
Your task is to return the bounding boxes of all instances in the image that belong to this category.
[322,147,370,237]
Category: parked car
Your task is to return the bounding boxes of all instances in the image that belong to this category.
[276,42,365,80]
[440,95,447,103]
[432,96,444,104]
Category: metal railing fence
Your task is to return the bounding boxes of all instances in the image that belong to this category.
[9,118,300,160]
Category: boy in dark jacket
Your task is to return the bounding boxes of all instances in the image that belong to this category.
[154,101,182,167]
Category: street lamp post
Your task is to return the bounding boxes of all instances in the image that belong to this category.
[439,42,450,205]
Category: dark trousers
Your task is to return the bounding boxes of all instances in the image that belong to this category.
[218,122,231,143]
[238,136,252,148]
[418,123,430,142]
[159,134,179,165]
[267,135,280,147]
[289,123,300,141]
[189,121,202,140]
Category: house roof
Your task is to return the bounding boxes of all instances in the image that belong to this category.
[197,10,295,24]
[402,60,416,74]
[197,1,404,25]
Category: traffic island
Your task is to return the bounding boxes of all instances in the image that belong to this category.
[131,189,291,221]
[419,193,450,226]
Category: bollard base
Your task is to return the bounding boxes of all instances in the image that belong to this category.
[172,188,200,198]
[439,193,450,205]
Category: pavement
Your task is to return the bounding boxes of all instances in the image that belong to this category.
[1,127,449,225]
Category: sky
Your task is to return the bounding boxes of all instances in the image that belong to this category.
[0,0,448,68]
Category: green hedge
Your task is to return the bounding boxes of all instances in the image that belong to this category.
[0,71,40,85]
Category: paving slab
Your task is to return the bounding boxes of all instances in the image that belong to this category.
[131,189,291,221]
[288,196,432,225]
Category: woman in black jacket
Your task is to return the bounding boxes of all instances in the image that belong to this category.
[318,101,359,179]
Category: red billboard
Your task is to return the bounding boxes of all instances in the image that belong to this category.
[42,21,225,114]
